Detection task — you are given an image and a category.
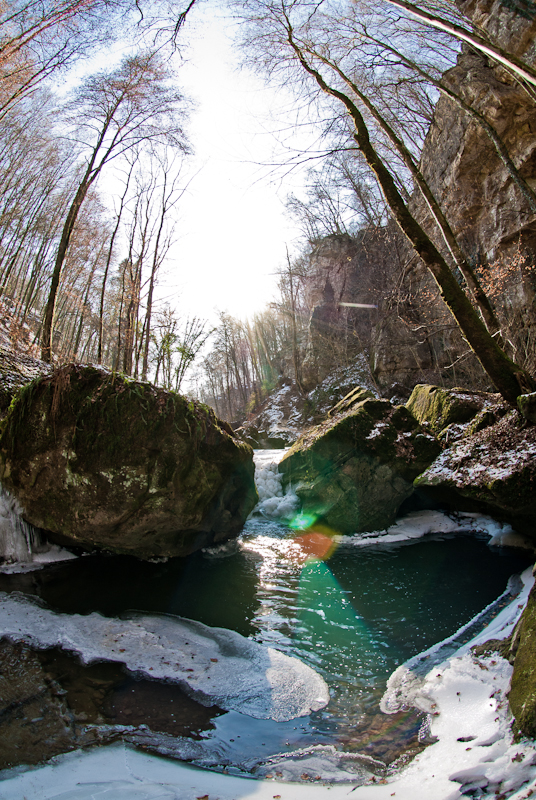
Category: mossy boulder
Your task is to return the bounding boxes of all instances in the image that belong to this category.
[414,411,536,538]
[518,392,536,425]
[508,582,536,738]
[406,385,498,436]
[0,364,257,559]
[279,398,441,534]
[327,386,375,417]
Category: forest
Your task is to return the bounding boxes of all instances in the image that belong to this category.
[0,0,535,417]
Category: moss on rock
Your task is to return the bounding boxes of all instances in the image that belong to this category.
[279,398,440,534]
[508,583,536,738]
[0,364,257,559]
[406,385,495,435]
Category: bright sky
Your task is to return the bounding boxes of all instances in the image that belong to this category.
[155,7,310,325]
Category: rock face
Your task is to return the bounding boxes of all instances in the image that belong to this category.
[406,384,507,439]
[506,581,536,739]
[0,364,257,558]
[300,0,536,392]
[414,410,536,538]
[279,398,441,534]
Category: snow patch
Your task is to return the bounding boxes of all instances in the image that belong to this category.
[342,509,536,550]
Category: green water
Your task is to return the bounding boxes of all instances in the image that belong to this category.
[1,513,531,770]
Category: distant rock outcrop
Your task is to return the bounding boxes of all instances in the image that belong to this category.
[279,397,440,534]
[0,364,257,559]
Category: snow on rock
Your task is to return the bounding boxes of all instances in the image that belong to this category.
[341,509,536,549]
[415,410,536,539]
[0,591,329,722]
[252,449,300,520]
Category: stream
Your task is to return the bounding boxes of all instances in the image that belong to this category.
[0,449,533,783]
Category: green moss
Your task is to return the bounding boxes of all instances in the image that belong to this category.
[509,586,536,739]
[406,385,483,435]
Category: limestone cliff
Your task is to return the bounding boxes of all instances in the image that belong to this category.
[301,0,536,392]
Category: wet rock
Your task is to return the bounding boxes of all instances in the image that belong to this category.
[414,410,536,538]
[0,638,223,770]
[0,639,79,769]
[279,398,441,534]
[0,364,257,559]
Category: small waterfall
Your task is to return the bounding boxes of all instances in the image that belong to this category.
[0,485,45,564]
[252,449,299,520]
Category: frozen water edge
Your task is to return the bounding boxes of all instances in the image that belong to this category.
[2,569,536,799]
[0,591,329,722]
[342,509,536,550]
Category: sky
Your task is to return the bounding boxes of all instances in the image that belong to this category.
[153,7,311,326]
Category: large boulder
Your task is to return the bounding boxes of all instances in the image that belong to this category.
[406,384,502,436]
[0,364,257,558]
[279,398,441,534]
[414,410,536,538]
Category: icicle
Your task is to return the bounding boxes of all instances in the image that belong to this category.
[0,484,43,563]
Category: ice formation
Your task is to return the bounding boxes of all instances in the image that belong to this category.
[252,449,299,520]
[343,509,536,550]
[0,591,329,721]
[0,486,76,572]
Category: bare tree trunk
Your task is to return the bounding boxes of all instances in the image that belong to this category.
[287,28,535,402]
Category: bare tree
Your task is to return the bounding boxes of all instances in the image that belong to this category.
[40,49,190,362]
[235,0,535,402]
[0,0,200,118]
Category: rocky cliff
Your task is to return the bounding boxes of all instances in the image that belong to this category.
[300,0,536,393]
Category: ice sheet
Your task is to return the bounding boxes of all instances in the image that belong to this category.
[342,509,536,549]
[0,591,329,721]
